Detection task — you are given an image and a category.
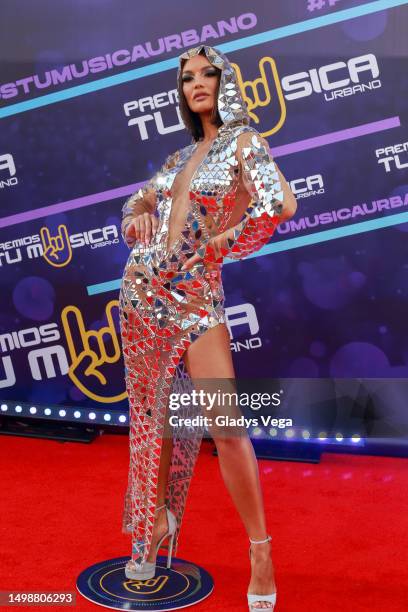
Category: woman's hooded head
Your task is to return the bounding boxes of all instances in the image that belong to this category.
[177,45,250,141]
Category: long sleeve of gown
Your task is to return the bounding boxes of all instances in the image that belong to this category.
[121,150,179,247]
[197,130,293,263]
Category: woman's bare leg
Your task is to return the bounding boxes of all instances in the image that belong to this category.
[183,323,276,607]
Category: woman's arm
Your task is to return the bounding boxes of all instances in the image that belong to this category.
[121,187,156,244]
[121,150,180,247]
[197,130,297,263]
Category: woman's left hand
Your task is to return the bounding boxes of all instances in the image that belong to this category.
[180,234,227,271]
[180,252,203,271]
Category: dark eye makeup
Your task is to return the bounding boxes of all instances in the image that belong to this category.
[181,69,218,82]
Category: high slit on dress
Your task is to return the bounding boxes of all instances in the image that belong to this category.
[118,122,285,566]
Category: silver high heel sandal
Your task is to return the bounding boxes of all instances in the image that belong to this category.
[247,535,277,611]
[125,503,177,581]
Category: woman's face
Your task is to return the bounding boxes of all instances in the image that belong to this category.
[181,54,219,115]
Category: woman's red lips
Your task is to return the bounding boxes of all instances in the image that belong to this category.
[193,93,208,101]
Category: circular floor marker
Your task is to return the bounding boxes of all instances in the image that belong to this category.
[76,555,214,610]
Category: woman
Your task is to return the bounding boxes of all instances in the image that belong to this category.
[119,44,297,611]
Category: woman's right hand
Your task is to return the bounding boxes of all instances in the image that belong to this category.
[125,212,159,246]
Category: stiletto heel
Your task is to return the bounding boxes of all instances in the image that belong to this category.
[247,535,277,611]
[125,503,177,580]
[166,531,176,568]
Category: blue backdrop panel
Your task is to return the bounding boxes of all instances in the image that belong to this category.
[0,0,407,417]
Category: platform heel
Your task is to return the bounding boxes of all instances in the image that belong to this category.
[125,503,177,580]
[247,535,277,611]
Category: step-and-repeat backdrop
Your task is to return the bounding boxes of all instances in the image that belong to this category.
[1,1,407,431]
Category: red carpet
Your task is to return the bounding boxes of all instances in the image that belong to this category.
[0,433,407,611]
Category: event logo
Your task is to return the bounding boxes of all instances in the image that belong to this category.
[375,141,408,173]
[0,302,126,402]
[281,53,380,102]
[124,53,381,142]
[226,303,262,352]
[61,301,126,403]
[289,174,325,199]
[40,225,73,267]
[0,153,18,188]
[125,89,183,141]
[0,323,66,389]
[0,225,119,267]
[232,57,286,136]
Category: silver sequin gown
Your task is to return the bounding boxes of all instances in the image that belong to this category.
[118,45,285,568]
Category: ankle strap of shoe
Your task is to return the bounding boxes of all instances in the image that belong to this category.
[155,504,167,512]
[249,534,272,544]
